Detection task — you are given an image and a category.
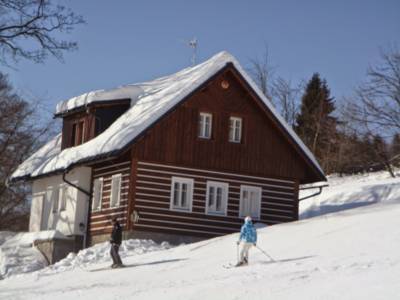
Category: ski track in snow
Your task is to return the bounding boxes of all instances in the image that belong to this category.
[1,170,400,299]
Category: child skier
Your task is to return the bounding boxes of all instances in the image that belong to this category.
[236,216,257,266]
[110,217,124,268]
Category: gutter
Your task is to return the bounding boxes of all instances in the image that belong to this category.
[298,184,329,201]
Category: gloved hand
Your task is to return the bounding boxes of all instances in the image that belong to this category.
[253,243,257,247]
[236,241,240,245]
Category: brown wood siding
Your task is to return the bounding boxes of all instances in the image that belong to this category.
[130,161,298,238]
[131,68,316,184]
[89,160,131,233]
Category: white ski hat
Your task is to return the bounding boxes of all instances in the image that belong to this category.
[245,216,252,222]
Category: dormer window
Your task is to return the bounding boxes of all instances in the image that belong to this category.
[229,117,242,143]
[199,112,212,139]
[71,120,85,146]
[60,99,130,150]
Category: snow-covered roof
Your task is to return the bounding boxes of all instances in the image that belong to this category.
[9,51,325,183]
[55,86,140,116]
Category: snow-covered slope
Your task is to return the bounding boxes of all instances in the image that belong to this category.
[300,171,400,218]
[1,172,399,299]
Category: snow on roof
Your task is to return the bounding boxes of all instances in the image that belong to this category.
[10,51,324,182]
[55,85,143,115]
[9,134,62,182]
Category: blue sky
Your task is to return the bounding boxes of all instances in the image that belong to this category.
[5,0,400,116]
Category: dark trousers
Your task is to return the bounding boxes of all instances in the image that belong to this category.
[110,243,122,265]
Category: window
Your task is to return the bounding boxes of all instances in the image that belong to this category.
[78,121,85,144]
[239,185,262,220]
[229,117,242,143]
[170,177,194,212]
[92,178,103,211]
[59,184,68,211]
[198,112,212,139]
[206,181,228,216]
[71,123,77,146]
[110,174,122,208]
[52,188,60,213]
[71,120,85,146]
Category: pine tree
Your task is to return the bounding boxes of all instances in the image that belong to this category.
[295,73,337,172]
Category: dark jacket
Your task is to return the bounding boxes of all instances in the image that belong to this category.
[110,222,122,245]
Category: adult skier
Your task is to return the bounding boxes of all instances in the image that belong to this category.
[236,216,257,266]
[110,217,124,268]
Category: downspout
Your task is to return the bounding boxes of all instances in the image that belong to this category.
[62,170,92,249]
[298,184,329,201]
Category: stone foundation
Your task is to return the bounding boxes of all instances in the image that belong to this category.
[34,235,84,264]
[89,230,205,246]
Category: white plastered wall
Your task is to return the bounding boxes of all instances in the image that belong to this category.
[29,167,92,236]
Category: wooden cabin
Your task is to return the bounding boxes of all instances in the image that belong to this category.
[10,51,326,247]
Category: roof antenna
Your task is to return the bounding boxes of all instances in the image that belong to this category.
[188,37,198,66]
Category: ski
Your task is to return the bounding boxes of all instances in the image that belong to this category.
[84,264,131,272]
[222,263,246,269]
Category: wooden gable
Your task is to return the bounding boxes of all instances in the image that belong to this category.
[130,65,323,184]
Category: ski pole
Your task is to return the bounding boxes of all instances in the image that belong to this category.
[255,245,275,262]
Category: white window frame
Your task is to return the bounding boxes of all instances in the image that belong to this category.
[59,184,68,212]
[205,181,229,216]
[198,112,212,139]
[170,177,194,212]
[52,187,60,214]
[92,177,103,211]
[229,116,242,143]
[239,185,262,220]
[110,174,122,208]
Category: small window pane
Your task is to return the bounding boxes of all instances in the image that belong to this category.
[209,186,215,207]
[181,183,188,207]
[173,182,180,206]
[229,119,235,141]
[216,187,222,211]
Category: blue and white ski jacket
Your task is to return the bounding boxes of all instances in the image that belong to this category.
[239,220,257,243]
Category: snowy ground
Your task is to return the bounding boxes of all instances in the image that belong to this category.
[1,170,399,299]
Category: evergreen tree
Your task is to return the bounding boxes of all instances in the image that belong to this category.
[295,73,337,172]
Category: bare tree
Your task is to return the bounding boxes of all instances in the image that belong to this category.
[247,45,275,103]
[271,77,301,128]
[0,0,85,65]
[344,47,400,177]
[349,47,400,135]
[0,72,52,230]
